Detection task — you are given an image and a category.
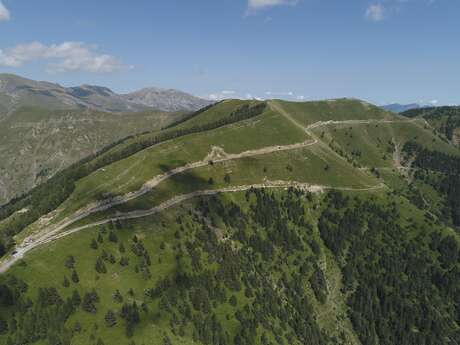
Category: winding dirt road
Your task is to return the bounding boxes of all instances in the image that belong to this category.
[0,181,386,273]
[0,103,411,273]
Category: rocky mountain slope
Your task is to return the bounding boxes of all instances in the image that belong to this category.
[0,74,212,114]
[0,107,185,205]
[0,74,212,204]
[121,87,213,112]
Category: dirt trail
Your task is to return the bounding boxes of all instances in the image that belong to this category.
[0,102,407,274]
[15,139,318,246]
[0,181,386,273]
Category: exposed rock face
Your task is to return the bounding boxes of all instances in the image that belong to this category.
[122,87,213,112]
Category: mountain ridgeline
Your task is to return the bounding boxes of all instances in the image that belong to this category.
[0,74,214,204]
[0,97,459,345]
[382,103,421,113]
[0,74,213,114]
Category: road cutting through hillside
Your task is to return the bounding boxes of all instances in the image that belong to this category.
[12,139,318,248]
[0,105,413,273]
[0,181,386,273]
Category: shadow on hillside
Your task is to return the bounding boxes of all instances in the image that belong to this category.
[158,163,212,193]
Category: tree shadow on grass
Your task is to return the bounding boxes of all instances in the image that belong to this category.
[158,163,211,193]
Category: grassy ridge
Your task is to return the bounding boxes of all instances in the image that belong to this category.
[312,120,459,169]
[0,102,268,252]
[273,98,395,127]
[53,106,308,221]
[99,144,377,214]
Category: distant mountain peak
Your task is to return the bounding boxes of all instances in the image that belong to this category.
[121,87,213,112]
[0,73,212,113]
[382,103,422,113]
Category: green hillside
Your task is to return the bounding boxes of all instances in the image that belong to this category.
[0,106,184,205]
[0,98,459,345]
[1,190,459,345]
[402,106,460,146]
[272,98,395,127]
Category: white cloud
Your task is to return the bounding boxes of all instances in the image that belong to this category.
[365,3,385,22]
[0,41,130,73]
[0,1,10,21]
[244,93,264,100]
[248,0,298,9]
[265,91,294,97]
[207,90,238,101]
[247,0,298,12]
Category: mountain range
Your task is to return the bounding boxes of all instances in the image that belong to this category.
[0,74,212,114]
[0,74,214,204]
[382,103,422,113]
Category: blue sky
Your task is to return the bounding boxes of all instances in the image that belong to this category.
[0,0,459,105]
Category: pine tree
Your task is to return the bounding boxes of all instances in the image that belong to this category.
[64,255,75,269]
[144,253,151,266]
[0,318,8,335]
[120,256,129,266]
[113,289,123,303]
[71,270,79,283]
[109,231,118,243]
[90,239,98,250]
[229,295,237,307]
[72,289,81,306]
[82,291,98,314]
[97,233,104,244]
[119,242,126,253]
[121,302,140,337]
[62,276,70,288]
[95,257,107,274]
[104,310,117,327]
